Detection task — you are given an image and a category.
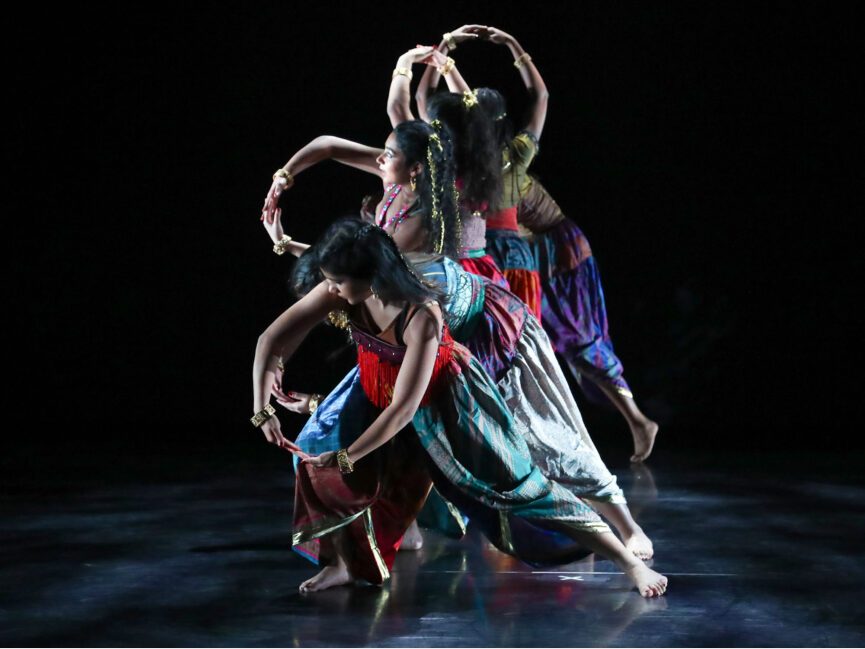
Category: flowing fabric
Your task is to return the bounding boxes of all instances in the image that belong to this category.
[458,255,510,290]
[484,227,543,321]
[417,257,624,503]
[519,179,633,401]
[292,307,611,583]
[292,257,625,575]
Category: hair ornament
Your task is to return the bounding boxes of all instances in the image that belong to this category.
[462,89,478,109]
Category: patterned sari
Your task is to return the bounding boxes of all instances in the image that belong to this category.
[291,303,610,583]
[519,179,633,403]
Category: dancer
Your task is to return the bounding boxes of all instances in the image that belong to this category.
[414,25,659,463]
[251,216,668,597]
[414,30,544,320]
[387,44,510,290]
[260,120,654,559]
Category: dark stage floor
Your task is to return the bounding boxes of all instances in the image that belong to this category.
[3,451,865,647]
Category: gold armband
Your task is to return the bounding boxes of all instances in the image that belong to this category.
[392,67,413,81]
[514,53,532,69]
[273,235,293,256]
[337,448,355,474]
[273,168,293,186]
[439,56,456,76]
[442,32,457,51]
[251,403,276,428]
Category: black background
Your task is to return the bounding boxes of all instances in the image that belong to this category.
[9,2,860,484]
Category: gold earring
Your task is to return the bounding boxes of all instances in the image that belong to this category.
[409,176,417,192]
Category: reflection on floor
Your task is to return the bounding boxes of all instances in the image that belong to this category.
[2,456,865,646]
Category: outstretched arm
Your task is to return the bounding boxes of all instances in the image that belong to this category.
[485,27,549,139]
[262,136,383,224]
[304,305,443,467]
[252,282,346,449]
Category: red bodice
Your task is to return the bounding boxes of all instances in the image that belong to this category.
[351,321,456,409]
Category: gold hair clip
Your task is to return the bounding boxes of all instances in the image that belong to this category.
[462,89,478,109]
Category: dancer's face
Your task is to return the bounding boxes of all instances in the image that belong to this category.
[320,269,372,305]
[376,132,413,186]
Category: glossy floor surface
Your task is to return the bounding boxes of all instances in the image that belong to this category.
[3,453,865,647]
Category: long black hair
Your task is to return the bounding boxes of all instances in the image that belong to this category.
[393,120,461,258]
[292,217,445,306]
[477,87,514,151]
[426,91,503,212]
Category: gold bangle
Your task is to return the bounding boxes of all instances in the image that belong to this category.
[392,67,413,81]
[273,168,294,186]
[276,357,285,371]
[250,403,276,428]
[514,52,532,69]
[336,448,355,474]
[438,56,456,76]
[273,235,293,256]
[442,32,457,51]
[308,393,323,416]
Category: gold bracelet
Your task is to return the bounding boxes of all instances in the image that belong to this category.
[438,56,456,76]
[392,67,413,81]
[308,393,323,415]
[250,403,276,428]
[442,32,457,51]
[273,235,293,256]
[514,52,532,69]
[276,357,285,371]
[272,168,294,186]
[336,448,355,474]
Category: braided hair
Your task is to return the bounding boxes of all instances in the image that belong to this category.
[393,120,461,258]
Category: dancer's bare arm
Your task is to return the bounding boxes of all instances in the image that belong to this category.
[485,26,549,139]
[415,25,477,122]
[262,205,311,257]
[253,283,346,448]
[262,136,383,223]
[386,46,441,127]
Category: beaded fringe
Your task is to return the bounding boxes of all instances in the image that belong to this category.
[356,341,455,409]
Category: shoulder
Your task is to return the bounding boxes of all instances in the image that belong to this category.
[510,130,540,166]
[299,282,352,319]
[403,301,443,343]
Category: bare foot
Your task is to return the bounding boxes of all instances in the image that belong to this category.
[630,420,659,463]
[623,528,654,560]
[624,563,668,598]
[400,520,424,551]
[298,564,354,594]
